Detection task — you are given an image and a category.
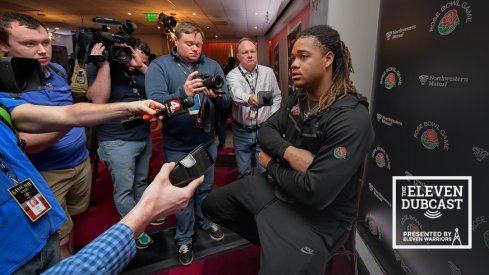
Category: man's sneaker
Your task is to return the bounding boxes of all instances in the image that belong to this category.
[205,223,224,241]
[177,244,193,266]
[136,232,153,249]
[150,217,166,226]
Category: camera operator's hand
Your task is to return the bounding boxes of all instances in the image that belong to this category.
[248,95,259,107]
[123,44,147,74]
[184,71,206,97]
[90,43,109,65]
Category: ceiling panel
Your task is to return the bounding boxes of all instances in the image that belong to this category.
[0,0,293,40]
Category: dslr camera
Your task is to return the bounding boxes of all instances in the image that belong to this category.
[257,91,273,106]
[194,73,224,92]
[74,17,137,63]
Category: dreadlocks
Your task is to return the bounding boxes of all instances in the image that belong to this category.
[296,25,361,112]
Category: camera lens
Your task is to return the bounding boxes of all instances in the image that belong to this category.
[212,75,223,90]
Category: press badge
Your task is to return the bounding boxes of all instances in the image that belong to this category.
[8,178,52,222]
[247,106,258,120]
[188,94,201,115]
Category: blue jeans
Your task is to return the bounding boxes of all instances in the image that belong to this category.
[13,232,60,274]
[165,144,217,246]
[97,136,152,218]
[233,126,265,178]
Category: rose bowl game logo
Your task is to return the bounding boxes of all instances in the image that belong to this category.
[384,72,396,90]
[429,1,472,35]
[413,121,449,151]
[421,129,439,150]
[438,9,460,35]
[380,67,402,90]
[393,176,472,249]
[371,147,391,169]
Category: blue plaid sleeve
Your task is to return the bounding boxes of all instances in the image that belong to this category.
[42,224,136,275]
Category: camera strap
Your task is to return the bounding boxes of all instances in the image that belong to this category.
[121,69,143,100]
[238,66,258,93]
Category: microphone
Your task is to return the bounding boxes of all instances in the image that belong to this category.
[121,96,195,129]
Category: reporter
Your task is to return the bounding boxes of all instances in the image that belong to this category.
[0,98,163,274]
[42,163,203,274]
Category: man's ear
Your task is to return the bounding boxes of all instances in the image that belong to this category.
[324,51,334,68]
[0,42,9,55]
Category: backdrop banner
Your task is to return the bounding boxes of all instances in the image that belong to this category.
[359,0,489,274]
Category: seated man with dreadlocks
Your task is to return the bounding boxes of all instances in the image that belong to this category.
[203,25,375,274]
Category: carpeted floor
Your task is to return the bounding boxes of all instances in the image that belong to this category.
[72,127,260,274]
[72,126,354,274]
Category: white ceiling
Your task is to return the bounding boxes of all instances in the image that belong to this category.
[0,0,292,40]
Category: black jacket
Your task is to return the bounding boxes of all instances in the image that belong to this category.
[258,91,375,228]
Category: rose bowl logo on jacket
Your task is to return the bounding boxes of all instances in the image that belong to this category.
[429,1,472,35]
[438,9,460,35]
[380,67,402,90]
[333,147,347,159]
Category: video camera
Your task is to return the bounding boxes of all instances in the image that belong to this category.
[0,57,45,94]
[74,17,137,63]
[121,96,195,129]
[194,73,224,92]
[257,91,273,106]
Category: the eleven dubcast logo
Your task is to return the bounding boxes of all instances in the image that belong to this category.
[429,0,472,35]
[393,176,471,249]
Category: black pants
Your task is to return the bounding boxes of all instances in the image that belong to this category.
[203,174,350,275]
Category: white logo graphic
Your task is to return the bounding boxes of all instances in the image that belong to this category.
[472,146,488,162]
[393,176,472,249]
[376,113,403,127]
[300,246,315,255]
[385,25,416,40]
[418,74,469,87]
[452,228,462,245]
[419,75,429,85]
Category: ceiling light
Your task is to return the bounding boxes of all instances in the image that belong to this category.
[192,12,197,16]
[107,26,111,30]
[157,26,161,29]
[215,35,219,38]
[55,27,60,30]
[253,26,257,29]
[255,12,258,15]
[206,26,210,29]
[128,12,132,16]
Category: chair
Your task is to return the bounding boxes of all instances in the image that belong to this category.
[325,163,365,275]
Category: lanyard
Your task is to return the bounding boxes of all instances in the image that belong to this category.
[238,66,258,93]
[173,57,199,78]
[121,68,143,100]
[0,152,19,185]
